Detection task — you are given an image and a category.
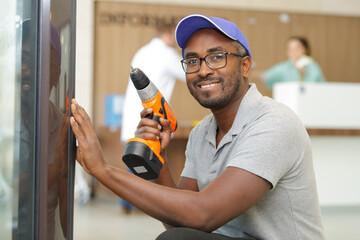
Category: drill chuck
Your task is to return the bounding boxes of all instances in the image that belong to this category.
[130,67,150,90]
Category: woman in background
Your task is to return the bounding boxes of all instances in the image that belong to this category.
[263,36,326,89]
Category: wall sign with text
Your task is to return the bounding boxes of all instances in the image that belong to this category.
[98,12,183,28]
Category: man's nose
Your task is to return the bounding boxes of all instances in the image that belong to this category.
[21,62,27,70]
[21,63,31,78]
[22,61,30,70]
[198,59,213,77]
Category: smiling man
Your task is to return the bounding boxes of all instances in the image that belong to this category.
[70,14,325,240]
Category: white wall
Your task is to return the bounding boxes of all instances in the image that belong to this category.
[75,0,94,117]
[98,0,360,17]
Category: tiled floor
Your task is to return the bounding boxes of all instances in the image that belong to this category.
[74,194,360,240]
[73,195,165,240]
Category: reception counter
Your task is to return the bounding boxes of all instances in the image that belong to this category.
[273,82,360,206]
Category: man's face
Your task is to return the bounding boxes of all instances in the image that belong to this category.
[183,29,249,109]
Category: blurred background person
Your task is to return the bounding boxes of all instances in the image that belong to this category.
[262,36,326,89]
[121,21,185,144]
[120,21,186,213]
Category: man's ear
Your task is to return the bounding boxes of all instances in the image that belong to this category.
[241,56,252,79]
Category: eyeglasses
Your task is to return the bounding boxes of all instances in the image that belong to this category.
[181,52,246,74]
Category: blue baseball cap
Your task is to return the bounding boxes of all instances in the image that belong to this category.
[175,14,251,58]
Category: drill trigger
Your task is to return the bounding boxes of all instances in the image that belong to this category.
[160,97,167,120]
[145,112,153,119]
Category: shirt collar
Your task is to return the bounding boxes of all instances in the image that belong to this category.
[230,83,262,135]
[205,84,262,146]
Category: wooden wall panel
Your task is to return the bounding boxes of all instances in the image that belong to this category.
[94,1,360,128]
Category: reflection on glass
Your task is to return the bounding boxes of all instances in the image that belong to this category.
[44,21,69,239]
[0,0,73,239]
[48,16,71,240]
[45,0,72,238]
[17,18,37,240]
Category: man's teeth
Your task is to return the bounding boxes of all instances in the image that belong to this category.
[200,83,218,88]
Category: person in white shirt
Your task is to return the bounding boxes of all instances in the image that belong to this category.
[121,22,186,144]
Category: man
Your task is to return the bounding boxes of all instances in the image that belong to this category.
[70,14,325,239]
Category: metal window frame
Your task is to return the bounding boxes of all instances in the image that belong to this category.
[35,0,76,239]
[66,0,77,239]
[36,1,50,239]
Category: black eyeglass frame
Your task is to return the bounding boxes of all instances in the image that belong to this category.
[181,52,246,74]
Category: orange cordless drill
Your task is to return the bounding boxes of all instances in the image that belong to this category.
[122,68,177,180]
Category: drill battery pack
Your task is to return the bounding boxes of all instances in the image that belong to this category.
[122,140,163,180]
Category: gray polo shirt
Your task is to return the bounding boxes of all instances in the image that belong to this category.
[181,84,325,240]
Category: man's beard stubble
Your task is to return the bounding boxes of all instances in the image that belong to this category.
[188,74,241,109]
